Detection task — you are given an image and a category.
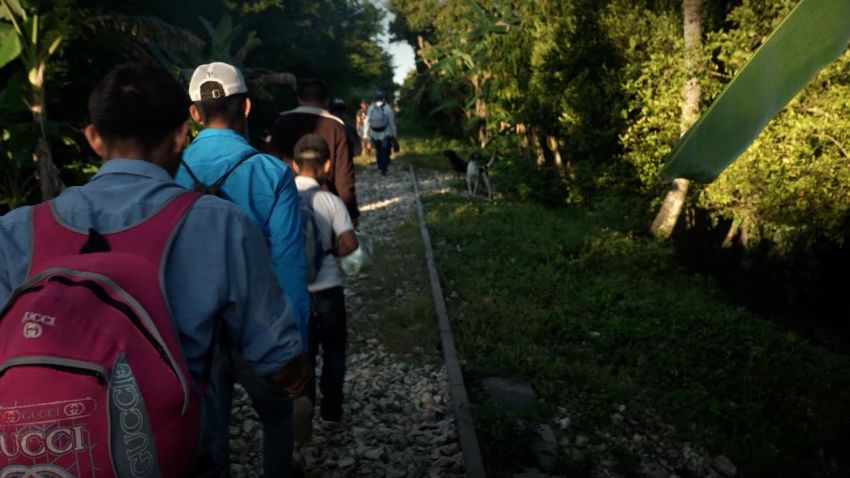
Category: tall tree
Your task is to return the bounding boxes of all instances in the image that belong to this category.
[650,0,702,238]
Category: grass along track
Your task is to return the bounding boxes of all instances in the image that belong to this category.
[399,138,850,478]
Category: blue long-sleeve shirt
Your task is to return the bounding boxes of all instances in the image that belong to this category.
[176,128,311,347]
[0,159,302,378]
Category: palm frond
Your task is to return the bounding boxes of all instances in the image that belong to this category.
[88,15,205,52]
[252,72,297,86]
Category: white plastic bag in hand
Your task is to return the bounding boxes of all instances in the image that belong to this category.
[340,230,372,276]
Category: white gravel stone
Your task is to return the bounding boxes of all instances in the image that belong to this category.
[227,162,463,477]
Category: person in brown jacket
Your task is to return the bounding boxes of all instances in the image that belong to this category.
[266,79,360,223]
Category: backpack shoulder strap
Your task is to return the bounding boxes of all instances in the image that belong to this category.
[300,185,333,251]
[212,150,261,189]
[299,185,321,206]
[182,149,261,195]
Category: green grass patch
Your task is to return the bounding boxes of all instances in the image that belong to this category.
[424,193,850,477]
[352,218,438,362]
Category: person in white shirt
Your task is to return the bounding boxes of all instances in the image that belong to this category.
[292,134,359,427]
[366,91,398,176]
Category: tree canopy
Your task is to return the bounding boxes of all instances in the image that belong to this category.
[0,0,395,209]
[390,0,850,252]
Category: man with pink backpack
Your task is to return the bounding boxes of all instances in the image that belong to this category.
[0,64,310,477]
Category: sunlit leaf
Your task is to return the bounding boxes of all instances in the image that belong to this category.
[0,22,21,68]
[46,35,60,56]
[661,0,850,182]
[0,0,26,22]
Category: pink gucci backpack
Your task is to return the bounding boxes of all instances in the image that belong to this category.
[0,192,202,478]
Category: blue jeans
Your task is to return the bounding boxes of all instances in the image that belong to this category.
[372,137,392,174]
[204,346,294,477]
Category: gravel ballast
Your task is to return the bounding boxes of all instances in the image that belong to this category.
[227,161,465,477]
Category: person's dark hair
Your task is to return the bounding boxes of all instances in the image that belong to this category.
[329,98,346,116]
[294,134,330,172]
[88,64,190,152]
[297,79,329,105]
[194,82,248,126]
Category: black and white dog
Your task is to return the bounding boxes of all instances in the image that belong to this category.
[443,149,496,199]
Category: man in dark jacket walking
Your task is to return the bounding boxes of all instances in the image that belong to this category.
[267,80,360,224]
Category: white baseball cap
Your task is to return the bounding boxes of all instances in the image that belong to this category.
[188,62,248,102]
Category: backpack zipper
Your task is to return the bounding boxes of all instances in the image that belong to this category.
[0,356,108,384]
[3,269,191,415]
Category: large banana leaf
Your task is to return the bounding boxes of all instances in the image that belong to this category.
[0,22,21,69]
[660,0,850,182]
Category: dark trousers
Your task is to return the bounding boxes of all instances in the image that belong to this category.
[372,138,392,174]
[205,345,293,477]
[308,286,348,421]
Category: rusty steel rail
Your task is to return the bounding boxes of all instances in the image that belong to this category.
[408,164,486,478]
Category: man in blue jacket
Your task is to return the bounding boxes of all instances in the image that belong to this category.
[175,62,310,477]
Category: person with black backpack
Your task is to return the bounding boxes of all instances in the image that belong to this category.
[0,64,309,477]
[366,90,398,176]
[175,62,311,477]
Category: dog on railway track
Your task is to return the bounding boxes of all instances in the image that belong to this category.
[442,149,496,199]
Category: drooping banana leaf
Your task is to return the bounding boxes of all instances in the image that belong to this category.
[0,22,21,69]
[660,0,850,182]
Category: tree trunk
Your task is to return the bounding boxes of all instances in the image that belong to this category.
[469,75,489,148]
[475,97,488,148]
[651,0,702,239]
[30,61,64,200]
[529,128,547,165]
[546,135,563,167]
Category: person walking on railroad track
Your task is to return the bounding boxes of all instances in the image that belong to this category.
[366,90,398,176]
[329,97,362,159]
[175,61,311,477]
[0,64,309,477]
[266,79,360,226]
[291,135,360,440]
[355,98,371,157]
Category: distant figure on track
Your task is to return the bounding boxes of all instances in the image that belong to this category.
[329,97,362,159]
[366,91,398,176]
[355,99,371,156]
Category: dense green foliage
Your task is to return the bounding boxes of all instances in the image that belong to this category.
[0,0,394,211]
[418,168,850,478]
[390,0,850,253]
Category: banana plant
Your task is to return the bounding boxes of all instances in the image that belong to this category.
[1,0,65,201]
[660,0,850,183]
[0,22,21,68]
